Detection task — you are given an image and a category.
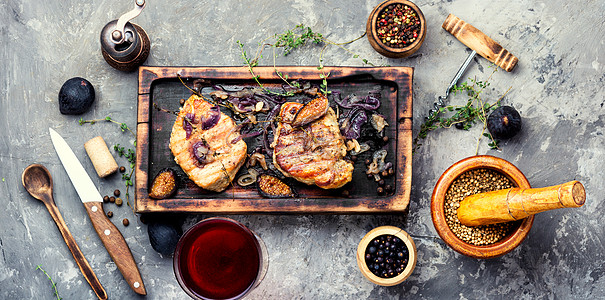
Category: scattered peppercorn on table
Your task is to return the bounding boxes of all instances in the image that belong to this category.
[2,0,603,299]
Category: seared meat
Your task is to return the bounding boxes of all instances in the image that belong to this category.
[169,95,247,192]
[272,97,354,189]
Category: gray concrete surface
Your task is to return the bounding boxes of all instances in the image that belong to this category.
[1,0,604,299]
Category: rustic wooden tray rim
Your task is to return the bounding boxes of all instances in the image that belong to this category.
[135,66,413,214]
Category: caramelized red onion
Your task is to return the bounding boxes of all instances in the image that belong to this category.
[182,104,219,139]
[343,109,368,140]
[192,140,211,164]
[183,113,195,139]
[200,105,220,130]
[211,85,285,115]
[262,104,281,156]
[333,90,382,140]
[332,91,381,110]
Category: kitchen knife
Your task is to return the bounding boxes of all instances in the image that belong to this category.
[49,128,146,296]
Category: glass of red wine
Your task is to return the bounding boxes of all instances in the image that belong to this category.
[173,217,268,300]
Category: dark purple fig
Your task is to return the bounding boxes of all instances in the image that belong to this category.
[58,77,95,115]
[487,106,522,140]
[148,168,177,199]
[147,220,181,256]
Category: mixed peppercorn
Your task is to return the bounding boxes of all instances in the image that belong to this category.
[375,3,421,48]
[364,234,409,278]
[102,175,131,226]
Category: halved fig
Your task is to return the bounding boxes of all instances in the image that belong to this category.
[291,94,329,127]
[149,168,178,199]
[256,173,297,198]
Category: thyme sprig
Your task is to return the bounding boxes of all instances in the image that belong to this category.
[36,265,61,300]
[237,24,376,96]
[78,116,135,137]
[114,144,135,186]
[78,117,137,215]
[413,69,512,154]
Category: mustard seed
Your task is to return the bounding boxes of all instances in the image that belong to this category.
[444,168,517,246]
[123,218,129,226]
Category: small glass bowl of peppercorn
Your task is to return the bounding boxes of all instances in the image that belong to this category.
[430,155,535,259]
[366,0,426,58]
[356,226,417,286]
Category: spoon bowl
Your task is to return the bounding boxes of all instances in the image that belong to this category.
[22,164,54,203]
[21,163,108,300]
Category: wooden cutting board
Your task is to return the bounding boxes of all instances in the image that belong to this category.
[135,66,412,213]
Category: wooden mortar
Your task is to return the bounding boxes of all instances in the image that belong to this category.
[458,181,585,226]
[431,155,534,259]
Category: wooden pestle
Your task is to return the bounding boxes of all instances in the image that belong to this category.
[458,181,586,226]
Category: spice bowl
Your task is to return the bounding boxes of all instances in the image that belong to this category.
[366,0,426,58]
[356,226,417,286]
[431,155,534,259]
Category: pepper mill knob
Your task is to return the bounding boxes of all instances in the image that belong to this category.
[100,0,150,72]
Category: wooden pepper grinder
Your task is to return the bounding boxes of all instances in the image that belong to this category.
[100,0,150,72]
[458,181,586,226]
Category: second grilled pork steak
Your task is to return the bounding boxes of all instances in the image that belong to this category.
[272,98,354,189]
[169,95,247,192]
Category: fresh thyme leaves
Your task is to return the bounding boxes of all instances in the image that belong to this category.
[78,117,137,215]
[36,265,61,300]
[114,144,135,185]
[272,24,324,55]
[413,70,511,154]
[78,116,136,137]
[237,24,376,96]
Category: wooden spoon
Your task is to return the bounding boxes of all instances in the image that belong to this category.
[22,164,107,300]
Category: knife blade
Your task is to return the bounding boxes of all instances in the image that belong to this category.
[49,128,146,296]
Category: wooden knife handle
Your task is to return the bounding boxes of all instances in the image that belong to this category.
[442,14,518,72]
[45,201,108,300]
[83,202,147,295]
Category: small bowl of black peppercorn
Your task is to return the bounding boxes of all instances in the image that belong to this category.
[366,0,427,58]
[357,226,417,286]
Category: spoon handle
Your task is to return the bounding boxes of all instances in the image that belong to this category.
[44,201,108,300]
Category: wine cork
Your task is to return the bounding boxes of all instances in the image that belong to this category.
[84,136,119,178]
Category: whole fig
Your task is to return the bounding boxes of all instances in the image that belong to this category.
[58,77,95,115]
[147,220,181,256]
[487,106,522,140]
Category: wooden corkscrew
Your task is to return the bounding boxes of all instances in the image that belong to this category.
[427,13,519,120]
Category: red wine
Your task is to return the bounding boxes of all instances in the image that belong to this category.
[175,218,261,300]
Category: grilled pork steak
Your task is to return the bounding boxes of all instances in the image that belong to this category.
[169,95,247,192]
[272,97,354,189]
